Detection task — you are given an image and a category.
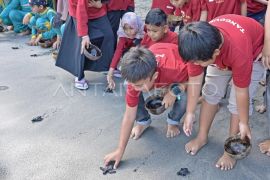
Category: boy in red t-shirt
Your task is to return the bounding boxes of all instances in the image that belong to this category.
[259,0,270,156]
[151,0,177,30]
[151,0,175,15]
[178,14,264,170]
[170,0,208,24]
[205,0,247,21]
[104,44,189,169]
[141,8,178,48]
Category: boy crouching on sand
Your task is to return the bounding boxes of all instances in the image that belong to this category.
[104,43,191,168]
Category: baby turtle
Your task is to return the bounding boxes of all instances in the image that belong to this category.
[224,134,252,160]
[177,168,190,176]
[30,54,38,57]
[0,86,9,91]
[31,116,44,123]
[100,161,116,175]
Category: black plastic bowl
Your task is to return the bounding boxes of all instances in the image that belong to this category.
[145,95,166,115]
[224,134,252,160]
[84,44,102,61]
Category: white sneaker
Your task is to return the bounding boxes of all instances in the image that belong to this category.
[74,77,89,90]
[113,69,122,78]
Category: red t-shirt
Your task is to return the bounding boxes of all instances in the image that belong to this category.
[247,0,267,13]
[151,0,175,15]
[68,0,77,17]
[205,0,246,21]
[126,43,189,107]
[110,37,136,69]
[188,14,264,88]
[140,31,178,48]
[174,0,207,24]
[76,0,107,37]
[107,0,135,11]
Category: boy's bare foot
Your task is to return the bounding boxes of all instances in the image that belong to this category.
[216,152,236,170]
[19,29,30,36]
[130,124,150,140]
[259,140,270,156]
[185,137,207,155]
[255,104,266,114]
[166,124,180,138]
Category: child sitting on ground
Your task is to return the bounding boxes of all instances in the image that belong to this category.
[0,0,31,34]
[107,12,144,90]
[104,43,190,169]
[0,0,9,32]
[141,8,178,48]
[23,0,57,46]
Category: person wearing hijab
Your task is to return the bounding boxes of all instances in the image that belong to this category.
[106,12,144,90]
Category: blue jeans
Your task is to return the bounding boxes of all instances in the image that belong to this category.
[247,10,266,26]
[136,92,187,126]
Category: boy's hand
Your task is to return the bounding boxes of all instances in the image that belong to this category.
[162,91,176,109]
[81,35,90,54]
[88,0,102,8]
[107,75,116,90]
[239,122,251,140]
[107,68,116,89]
[53,36,61,49]
[104,148,124,169]
[34,35,42,46]
[183,113,195,137]
[23,14,31,25]
[28,37,37,46]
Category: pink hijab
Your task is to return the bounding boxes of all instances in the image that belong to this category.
[117,12,145,39]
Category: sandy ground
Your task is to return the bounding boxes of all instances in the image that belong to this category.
[0,1,269,179]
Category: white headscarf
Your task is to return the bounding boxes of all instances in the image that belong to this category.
[117,12,145,39]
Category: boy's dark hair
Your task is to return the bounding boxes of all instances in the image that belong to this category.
[121,46,157,83]
[178,21,222,62]
[145,8,167,26]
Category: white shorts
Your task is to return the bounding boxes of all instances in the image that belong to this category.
[202,61,264,115]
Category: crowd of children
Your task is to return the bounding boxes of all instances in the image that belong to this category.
[1,0,269,172]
